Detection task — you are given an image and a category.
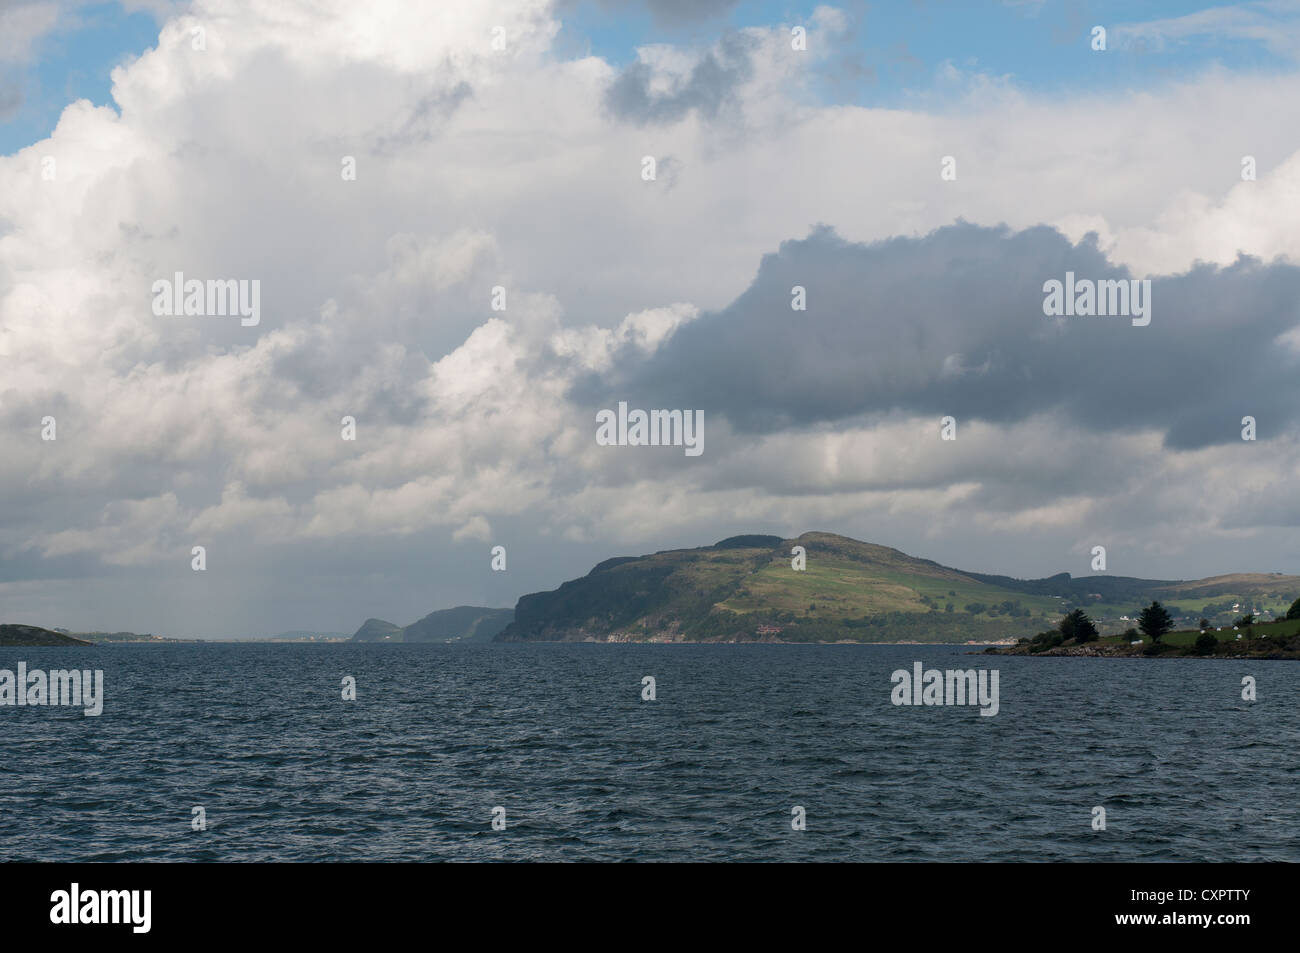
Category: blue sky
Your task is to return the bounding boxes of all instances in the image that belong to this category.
[3,0,1296,155]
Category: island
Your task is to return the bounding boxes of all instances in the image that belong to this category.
[0,624,93,647]
[495,532,1300,646]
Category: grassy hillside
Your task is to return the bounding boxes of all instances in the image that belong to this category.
[497,533,1300,644]
[501,532,1064,643]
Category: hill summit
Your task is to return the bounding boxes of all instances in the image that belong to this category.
[496,532,1300,644]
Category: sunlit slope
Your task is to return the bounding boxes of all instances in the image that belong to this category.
[718,532,1038,615]
[502,533,1070,643]
[499,532,1300,643]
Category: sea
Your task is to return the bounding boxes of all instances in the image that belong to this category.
[1,642,1295,862]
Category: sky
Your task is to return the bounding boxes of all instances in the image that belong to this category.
[4,0,1300,637]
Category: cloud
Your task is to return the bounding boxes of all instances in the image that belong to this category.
[603,30,758,124]
[0,2,60,64]
[0,80,20,119]
[604,222,1300,450]
[1114,2,1300,59]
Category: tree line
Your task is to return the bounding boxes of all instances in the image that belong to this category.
[1027,595,1300,653]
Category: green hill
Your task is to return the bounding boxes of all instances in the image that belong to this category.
[349,607,514,643]
[496,532,1300,644]
[0,624,93,646]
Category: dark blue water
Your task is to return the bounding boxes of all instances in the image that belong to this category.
[0,643,1295,861]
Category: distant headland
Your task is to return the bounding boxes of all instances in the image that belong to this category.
[494,532,1300,648]
[0,624,93,647]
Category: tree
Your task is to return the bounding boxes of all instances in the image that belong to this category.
[1138,601,1175,641]
[1287,597,1300,621]
[1058,608,1099,643]
[1199,617,1210,630]
[1194,633,1218,655]
[1235,613,1255,627]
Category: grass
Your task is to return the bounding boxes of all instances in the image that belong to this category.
[507,530,1300,644]
[1100,615,1300,647]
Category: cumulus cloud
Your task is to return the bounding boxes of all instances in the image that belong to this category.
[605,222,1300,450]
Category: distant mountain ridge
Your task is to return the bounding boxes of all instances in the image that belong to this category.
[496,532,1300,644]
[349,606,513,643]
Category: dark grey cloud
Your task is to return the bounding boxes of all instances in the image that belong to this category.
[603,30,756,124]
[586,222,1300,450]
